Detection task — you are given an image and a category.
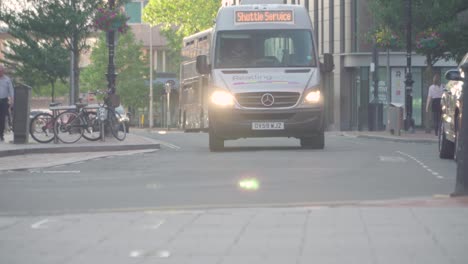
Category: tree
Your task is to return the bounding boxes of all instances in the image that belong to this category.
[142,0,220,71]
[81,30,148,109]
[368,0,468,131]
[0,0,111,102]
[0,16,69,101]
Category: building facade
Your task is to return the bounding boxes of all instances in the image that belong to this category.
[124,0,176,74]
[222,0,458,131]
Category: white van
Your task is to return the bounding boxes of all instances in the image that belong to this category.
[190,3,330,151]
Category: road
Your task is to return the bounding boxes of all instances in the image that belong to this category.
[2,131,467,264]
[0,131,457,215]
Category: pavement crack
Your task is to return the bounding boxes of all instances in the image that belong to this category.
[358,208,379,264]
[410,208,456,264]
[216,211,257,264]
[295,210,311,264]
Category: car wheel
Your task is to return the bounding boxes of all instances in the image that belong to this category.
[209,128,224,152]
[300,131,325,149]
[438,122,455,159]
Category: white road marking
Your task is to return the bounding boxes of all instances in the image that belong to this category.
[31,219,52,229]
[156,250,171,258]
[144,220,165,230]
[159,140,181,150]
[396,151,444,180]
[41,170,81,174]
[129,250,144,258]
[379,156,407,162]
[437,175,445,179]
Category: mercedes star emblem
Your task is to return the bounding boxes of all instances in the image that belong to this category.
[261,93,275,107]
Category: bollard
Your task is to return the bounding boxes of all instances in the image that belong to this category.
[13,83,32,144]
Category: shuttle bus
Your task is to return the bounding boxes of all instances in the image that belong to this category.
[179,2,328,151]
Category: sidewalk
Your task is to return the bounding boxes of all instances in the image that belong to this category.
[1,201,467,264]
[342,129,438,144]
[0,131,160,171]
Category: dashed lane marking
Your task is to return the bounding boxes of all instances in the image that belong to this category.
[379,156,407,162]
[396,151,445,180]
[31,218,54,229]
[158,140,181,150]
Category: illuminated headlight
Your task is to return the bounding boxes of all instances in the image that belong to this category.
[211,91,234,107]
[304,90,321,103]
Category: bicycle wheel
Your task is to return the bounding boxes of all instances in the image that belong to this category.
[29,112,55,143]
[108,109,126,141]
[54,111,84,143]
[82,111,101,141]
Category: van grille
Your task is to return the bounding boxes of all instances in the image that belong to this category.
[235,92,300,108]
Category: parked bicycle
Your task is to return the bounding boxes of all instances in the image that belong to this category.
[29,102,100,143]
[53,90,126,143]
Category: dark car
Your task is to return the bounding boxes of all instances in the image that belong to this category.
[439,53,467,159]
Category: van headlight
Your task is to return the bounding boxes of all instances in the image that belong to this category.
[305,90,321,103]
[211,90,235,107]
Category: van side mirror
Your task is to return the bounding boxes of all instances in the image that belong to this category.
[321,53,334,73]
[445,69,462,81]
[196,55,211,75]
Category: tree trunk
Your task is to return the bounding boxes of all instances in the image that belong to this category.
[424,55,434,133]
[51,81,55,102]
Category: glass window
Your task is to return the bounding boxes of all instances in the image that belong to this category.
[214,30,317,68]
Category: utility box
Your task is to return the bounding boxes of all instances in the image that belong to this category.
[13,83,32,144]
[387,103,404,136]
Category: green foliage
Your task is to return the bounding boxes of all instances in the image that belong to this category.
[368,0,468,64]
[0,0,107,101]
[142,0,220,63]
[81,30,149,109]
[0,6,70,101]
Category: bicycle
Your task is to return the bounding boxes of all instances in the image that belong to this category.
[93,89,127,141]
[29,102,62,143]
[29,102,100,143]
[53,90,126,143]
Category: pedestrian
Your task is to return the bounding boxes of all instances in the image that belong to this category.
[0,65,14,141]
[425,74,444,136]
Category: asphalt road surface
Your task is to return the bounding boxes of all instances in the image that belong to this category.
[0,131,457,216]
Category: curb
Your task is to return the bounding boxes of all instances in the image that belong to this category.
[0,133,161,158]
[0,143,160,158]
[342,132,438,144]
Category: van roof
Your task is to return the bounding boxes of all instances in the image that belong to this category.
[215,4,312,31]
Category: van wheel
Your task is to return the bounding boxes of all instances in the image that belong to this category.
[300,131,324,149]
[209,129,224,152]
[439,123,454,159]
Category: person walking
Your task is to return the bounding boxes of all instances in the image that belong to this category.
[0,65,14,141]
[425,74,444,136]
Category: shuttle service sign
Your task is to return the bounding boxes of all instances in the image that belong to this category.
[235,10,294,23]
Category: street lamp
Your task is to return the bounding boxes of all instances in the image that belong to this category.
[404,0,414,132]
[106,0,117,96]
[149,24,154,128]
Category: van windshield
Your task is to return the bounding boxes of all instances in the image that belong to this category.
[214,29,316,69]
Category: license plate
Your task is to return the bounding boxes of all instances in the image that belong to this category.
[252,122,284,130]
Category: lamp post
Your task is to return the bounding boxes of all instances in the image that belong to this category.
[149,24,154,128]
[453,62,468,196]
[404,0,414,132]
[106,0,117,95]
